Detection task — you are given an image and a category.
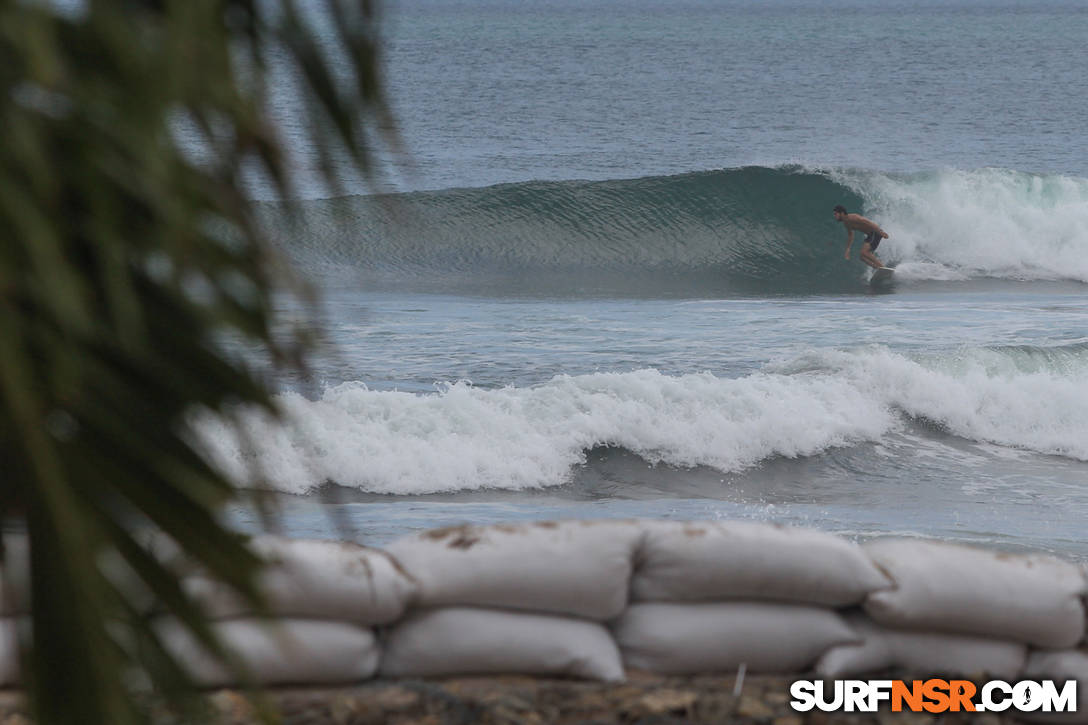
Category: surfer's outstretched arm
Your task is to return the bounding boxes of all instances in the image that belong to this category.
[843,229,854,259]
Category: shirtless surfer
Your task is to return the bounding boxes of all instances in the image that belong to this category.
[833,205,889,270]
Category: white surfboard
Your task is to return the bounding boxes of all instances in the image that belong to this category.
[870,266,895,284]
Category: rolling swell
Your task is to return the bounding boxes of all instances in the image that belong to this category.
[261,167,867,295]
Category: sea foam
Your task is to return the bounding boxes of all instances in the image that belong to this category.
[194,344,1088,495]
[837,167,1088,283]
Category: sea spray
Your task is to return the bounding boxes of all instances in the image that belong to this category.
[834,168,1088,282]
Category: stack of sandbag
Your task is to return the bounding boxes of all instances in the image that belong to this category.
[1025,570,1088,721]
[817,538,1087,679]
[0,536,28,616]
[153,618,381,688]
[613,521,886,673]
[0,536,27,686]
[816,612,1027,679]
[381,520,644,682]
[0,619,16,687]
[156,536,417,687]
[1021,649,1088,722]
[1,533,164,687]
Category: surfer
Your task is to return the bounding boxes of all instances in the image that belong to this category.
[833,205,889,270]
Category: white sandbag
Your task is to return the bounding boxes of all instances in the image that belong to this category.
[613,602,858,674]
[1022,649,1088,722]
[380,606,625,682]
[180,536,416,625]
[385,520,643,620]
[0,536,28,616]
[816,612,1025,679]
[0,619,19,686]
[2,537,155,615]
[863,539,1087,648]
[2,532,194,616]
[156,618,379,687]
[632,521,889,606]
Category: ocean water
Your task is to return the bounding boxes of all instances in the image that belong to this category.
[210,0,1088,556]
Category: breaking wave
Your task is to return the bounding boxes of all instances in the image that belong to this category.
[260,166,1088,294]
[195,343,1088,495]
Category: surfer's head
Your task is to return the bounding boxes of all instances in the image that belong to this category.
[833,205,847,220]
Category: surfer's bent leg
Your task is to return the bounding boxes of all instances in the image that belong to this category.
[860,244,883,269]
[860,233,883,269]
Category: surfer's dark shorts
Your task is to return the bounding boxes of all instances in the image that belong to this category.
[863,231,882,251]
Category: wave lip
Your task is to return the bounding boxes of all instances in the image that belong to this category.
[194,343,1088,496]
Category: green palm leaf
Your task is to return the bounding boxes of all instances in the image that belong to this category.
[0,1,393,722]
